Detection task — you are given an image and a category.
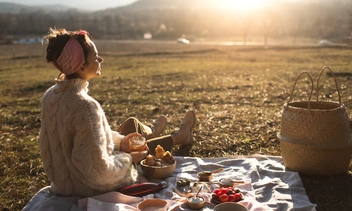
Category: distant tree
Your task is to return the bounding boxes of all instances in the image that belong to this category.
[0,14,10,38]
[254,9,281,47]
[235,15,254,45]
[290,17,307,45]
[346,9,352,35]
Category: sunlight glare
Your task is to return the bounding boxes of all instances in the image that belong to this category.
[217,0,266,10]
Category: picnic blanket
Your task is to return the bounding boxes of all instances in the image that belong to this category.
[22,155,317,211]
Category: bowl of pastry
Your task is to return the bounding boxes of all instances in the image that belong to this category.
[137,198,168,211]
[140,145,176,179]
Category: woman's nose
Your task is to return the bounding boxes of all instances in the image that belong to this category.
[98,56,103,63]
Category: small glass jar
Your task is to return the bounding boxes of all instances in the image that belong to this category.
[129,136,146,151]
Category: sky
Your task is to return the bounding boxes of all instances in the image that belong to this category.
[1,0,330,11]
[0,0,138,11]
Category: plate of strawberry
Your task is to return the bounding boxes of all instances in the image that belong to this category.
[211,187,244,204]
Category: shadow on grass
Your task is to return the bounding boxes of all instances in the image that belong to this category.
[301,173,352,211]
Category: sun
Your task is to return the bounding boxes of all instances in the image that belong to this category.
[216,0,266,10]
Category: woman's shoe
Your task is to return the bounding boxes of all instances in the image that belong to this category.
[149,115,167,139]
[172,110,196,145]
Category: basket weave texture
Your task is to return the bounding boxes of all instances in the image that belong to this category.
[280,141,352,176]
[278,100,351,148]
[278,67,352,176]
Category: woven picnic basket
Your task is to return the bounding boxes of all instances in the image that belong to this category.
[277,66,352,176]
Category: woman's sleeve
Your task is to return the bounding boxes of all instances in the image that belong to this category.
[70,100,137,191]
[112,131,124,151]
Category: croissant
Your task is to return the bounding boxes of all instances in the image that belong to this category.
[161,151,174,165]
[144,154,156,166]
[155,145,166,159]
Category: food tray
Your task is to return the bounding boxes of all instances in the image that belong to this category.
[174,180,212,197]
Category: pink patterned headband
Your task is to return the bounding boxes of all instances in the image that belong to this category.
[53,30,87,76]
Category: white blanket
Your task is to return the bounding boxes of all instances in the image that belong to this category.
[22,155,317,211]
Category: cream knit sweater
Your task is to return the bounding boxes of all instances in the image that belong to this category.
[39,78,137,197]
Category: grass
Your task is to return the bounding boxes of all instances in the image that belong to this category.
[0,42,352,210]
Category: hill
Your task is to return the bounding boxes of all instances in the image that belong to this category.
[0,0,351,42]
[103,0,352,11]
[1,0,351,14]
[0,2,75,13]
[116,0,214,10]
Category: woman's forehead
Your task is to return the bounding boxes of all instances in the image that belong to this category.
[88,40,98,54]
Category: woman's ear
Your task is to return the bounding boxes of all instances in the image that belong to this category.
[79,65,86,71]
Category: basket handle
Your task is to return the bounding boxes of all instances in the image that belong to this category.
[287,71,314,111]
[316,66,342,104]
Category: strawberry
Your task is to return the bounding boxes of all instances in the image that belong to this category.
[228,194,236,202]
[218,193,229,203]
[234,193,243,202]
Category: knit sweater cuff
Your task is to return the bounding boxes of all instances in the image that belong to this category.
[112,131,124,150]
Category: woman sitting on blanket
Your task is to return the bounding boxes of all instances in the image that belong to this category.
[40,28,196,197]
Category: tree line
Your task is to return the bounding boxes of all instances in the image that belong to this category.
[0,1,352,44]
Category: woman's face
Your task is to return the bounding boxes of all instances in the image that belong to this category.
[79,40,103,80]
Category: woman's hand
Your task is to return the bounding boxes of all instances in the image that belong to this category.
[120,133,149,153]
[120,133,149,163]
[130,150,149,163]
[120,132,140,153]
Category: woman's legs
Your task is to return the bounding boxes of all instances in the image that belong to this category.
[117,111,196,155]
[117,116,167,139]
[117,117,152,137]
[147,110,196,155]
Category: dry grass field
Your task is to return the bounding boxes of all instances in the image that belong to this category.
[0,41,351,211]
